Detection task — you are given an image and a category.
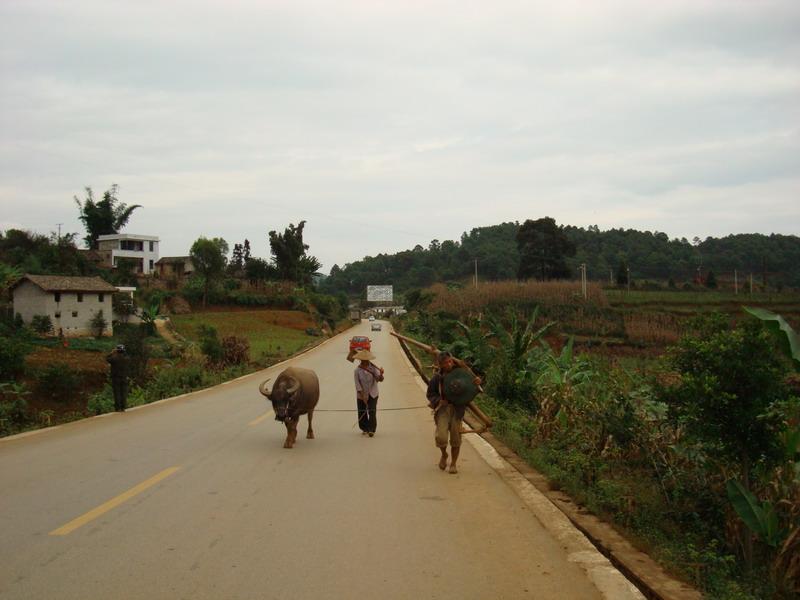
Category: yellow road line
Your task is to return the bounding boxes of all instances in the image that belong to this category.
[248,412,272,426]
[49,467,180,536]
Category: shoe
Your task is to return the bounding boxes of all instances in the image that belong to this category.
[368,432,374,437]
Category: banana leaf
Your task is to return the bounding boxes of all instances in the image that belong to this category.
[726,479,783,547]
[744,306,800,370]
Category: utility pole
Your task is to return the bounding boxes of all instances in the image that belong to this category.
[579,263,587,299]
[734,269,738,295]
[609,269,613,286]
[56,223,63,242]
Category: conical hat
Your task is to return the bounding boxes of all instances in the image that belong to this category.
[353,349,376,361]
[442,368,479,406]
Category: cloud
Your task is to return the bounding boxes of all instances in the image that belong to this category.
[1,0,798,272]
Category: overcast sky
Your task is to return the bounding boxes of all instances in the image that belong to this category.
[1,0,798,273]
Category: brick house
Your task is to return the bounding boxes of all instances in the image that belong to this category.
[11,274,118,337]
[155,256,194,279]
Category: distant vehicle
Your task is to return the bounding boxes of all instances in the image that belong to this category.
[371,322,382,331]
[368,315,375,321]
[349,336,371,353]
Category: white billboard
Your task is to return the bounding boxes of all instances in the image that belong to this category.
[367,285,393,302]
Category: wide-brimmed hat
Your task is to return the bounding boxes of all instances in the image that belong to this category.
[442,367,479,406]
[353,349,376,361]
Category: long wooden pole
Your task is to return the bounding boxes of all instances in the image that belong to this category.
[390,331,492,430]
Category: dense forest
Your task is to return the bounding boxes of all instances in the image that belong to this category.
[321,222,800,295]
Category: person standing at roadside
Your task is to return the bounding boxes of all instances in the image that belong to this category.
[353,349,384,437]
[106,344,131,412]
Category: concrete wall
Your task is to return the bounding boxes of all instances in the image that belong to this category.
[12,282,114,337]
[12,281,48,324]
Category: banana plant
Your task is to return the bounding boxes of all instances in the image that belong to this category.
[744,306,800,371]
[528,336,595,388]
[726,479,784,548]
[139,300,161,335]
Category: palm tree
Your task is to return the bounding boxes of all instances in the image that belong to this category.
[74,184,142,249]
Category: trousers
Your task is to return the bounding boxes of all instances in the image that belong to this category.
[357,395,378,433]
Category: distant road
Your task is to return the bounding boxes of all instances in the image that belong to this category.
[0,321,610,599]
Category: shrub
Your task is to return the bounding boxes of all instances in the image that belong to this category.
[31,314,53,335]
[0,333,31,380]
[112,293,136,323]
[221,335,250,366]
[145,363,206,400]
[90,310,107,338]
[0,382,30,434]
[87,386,114,415]
[198,324,223,364]
[35,363,82,403]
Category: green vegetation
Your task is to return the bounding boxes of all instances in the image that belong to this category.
[171,310,312,362]
[396,283,800,598]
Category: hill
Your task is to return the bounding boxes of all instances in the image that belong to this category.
[322,223,800,294]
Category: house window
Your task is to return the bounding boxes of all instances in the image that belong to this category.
[77,293,83,302]
[54,292,61,302]
[98,293,104,302]
[55,312,61,319]
[149,259,154,271]
[121,240,144,251]
[72,311,78,318]
[149,241,154,252]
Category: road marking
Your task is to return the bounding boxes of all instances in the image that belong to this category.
[248,412,272,426]
[49,467,180,536]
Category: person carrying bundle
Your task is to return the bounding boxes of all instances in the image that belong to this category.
[426,351,482,474]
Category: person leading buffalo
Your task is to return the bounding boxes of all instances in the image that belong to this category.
[353,349,384,437]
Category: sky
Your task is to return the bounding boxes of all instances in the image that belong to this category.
[1,0,798,274]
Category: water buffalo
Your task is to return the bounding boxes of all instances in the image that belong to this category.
[258,367,320,448]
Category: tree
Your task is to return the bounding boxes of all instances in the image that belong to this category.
[268,221,321,284]
[90,310,107,338]
[516,217,575,280]
[616,259,629,286]
[244,257,277,284]
[705,269,718,289]
[665,315,786,485]
[190,237,228,307]
[74,185,141,249]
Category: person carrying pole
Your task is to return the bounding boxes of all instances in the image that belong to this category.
[426,351,481,474]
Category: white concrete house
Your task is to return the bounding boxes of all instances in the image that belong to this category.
[97,233,160,275]
[11,274,118,337]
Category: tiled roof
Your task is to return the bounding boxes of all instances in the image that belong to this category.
[13,274,118,293]
[156,256,191,263]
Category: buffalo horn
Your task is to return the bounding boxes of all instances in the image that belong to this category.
[285,377,300,395]
[258,378,272,398]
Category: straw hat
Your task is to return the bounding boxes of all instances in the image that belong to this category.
[353,349,376,361]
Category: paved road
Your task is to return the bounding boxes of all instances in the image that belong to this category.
[0,321,608,599]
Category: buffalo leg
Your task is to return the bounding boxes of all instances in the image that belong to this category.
[284,421,297,449]
[306,410,315,439]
